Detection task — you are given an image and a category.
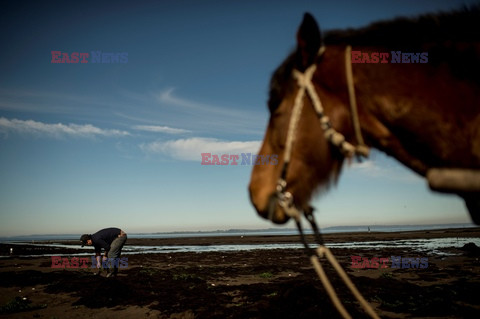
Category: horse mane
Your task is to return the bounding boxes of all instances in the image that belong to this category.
[324,7,480,83]
[324,6,480,48]
[270,7,480,111]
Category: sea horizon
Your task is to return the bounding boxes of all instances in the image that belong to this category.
[0,222,476,242]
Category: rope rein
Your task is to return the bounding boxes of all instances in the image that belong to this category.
[311,246,380,319]
[345,46,369,157]
[290,211,381,319]
[274,46,379,319]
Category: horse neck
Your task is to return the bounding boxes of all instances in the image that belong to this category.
[352,56,480,175]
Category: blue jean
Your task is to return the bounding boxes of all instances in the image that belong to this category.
[107,234,127,274]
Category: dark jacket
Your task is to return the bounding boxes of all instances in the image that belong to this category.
[91,227,121,255]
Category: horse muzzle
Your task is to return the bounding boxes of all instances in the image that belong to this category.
[248,177,294,224]
[266,193,291,224]
[249,189,291,224]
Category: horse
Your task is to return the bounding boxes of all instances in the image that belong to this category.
[249,8,480,226]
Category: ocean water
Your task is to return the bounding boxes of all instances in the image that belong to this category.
[3,237,480,257]
[1,223,478,257]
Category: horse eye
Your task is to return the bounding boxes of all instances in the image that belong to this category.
[268,98,278,113]
[267,89,281,114]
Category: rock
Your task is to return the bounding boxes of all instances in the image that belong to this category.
[459,242,480,256]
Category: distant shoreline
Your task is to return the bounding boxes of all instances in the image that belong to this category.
[56,226,480,247]
[0,223,476,242]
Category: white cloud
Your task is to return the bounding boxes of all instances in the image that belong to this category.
[157,88,198,109]
[154,88,266,136]
[157,88,223,114]
[0,117,130,138]
[140,137,261,161]
[156,88,247,119]
[350,159,381,173]
[348,153,421,183]
[132,125,191,134]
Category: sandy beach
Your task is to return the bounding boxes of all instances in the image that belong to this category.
[0,227,479,318]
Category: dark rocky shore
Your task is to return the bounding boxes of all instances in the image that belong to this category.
[0,228,479,318]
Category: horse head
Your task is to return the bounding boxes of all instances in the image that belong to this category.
[250,10,480,225]
[249,13,360,224]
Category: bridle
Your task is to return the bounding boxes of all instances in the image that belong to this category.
[272,45,369,229]
[269,45,379,319]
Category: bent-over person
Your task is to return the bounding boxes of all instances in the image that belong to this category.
[80,227,127,277]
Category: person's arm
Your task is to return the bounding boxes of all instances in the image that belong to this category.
[96,254,102,268]
[94,246,106,269]
[91,251,102,275]
[95,238,111,257]
[95,250,108,266]
[95,250,102,268]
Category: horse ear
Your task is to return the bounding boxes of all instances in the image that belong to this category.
[296,13,322,70]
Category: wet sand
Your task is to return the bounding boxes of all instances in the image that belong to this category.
[0,227,479,318]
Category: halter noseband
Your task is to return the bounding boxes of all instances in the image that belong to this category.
[272,45,369,223]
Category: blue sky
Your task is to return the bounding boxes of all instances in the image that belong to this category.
[0,0,476,236]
